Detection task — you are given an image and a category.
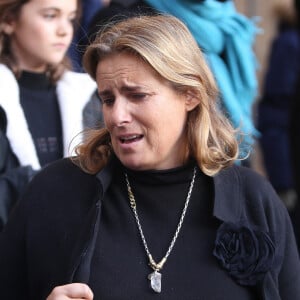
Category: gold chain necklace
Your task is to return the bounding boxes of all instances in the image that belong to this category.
[124,167,196,293]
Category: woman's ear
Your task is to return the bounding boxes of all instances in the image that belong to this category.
[185,90,200,111]
[2,23,14,35]
[1,14,16,35]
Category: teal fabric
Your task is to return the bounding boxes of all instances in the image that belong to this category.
[144,0,259,151]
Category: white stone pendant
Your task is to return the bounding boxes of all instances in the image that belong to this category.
[148,270,162,293]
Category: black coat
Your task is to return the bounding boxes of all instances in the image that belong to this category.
[0,106,36,230]
[0,158,299,299]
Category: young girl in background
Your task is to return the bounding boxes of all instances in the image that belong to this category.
[0,0,96,229]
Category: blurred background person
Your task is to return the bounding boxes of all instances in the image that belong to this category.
[0,0,96,230]
[257,0,300,210]
[257,0,300,251]
[290,0,300,252]
[68,0,110,72]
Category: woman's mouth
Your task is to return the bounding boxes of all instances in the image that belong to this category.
[120,135,143,144]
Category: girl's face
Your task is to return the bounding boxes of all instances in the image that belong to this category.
[96,52,200,171]
[6,0,77,72]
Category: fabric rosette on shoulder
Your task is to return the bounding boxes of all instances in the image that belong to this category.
[213,221,275,286]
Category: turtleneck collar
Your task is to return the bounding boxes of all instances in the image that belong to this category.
[119,159,198,185]
[18,70,53,90]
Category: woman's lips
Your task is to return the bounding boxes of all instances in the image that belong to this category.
[52,43,67,50]
[119,134,143,144]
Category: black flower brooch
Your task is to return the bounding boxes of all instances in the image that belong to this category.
[213,222,275,286]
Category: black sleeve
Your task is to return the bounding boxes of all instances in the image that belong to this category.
[0,193,29,299]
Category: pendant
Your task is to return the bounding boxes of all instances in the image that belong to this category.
[148,270,162,293]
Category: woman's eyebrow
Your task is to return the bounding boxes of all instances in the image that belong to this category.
[39,7,77,15]
[99,85,144,96]
[120,85,144,92]
[98,90,112,98]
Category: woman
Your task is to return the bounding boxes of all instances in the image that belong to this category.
[0,0,96,228]
[0,14,299,300]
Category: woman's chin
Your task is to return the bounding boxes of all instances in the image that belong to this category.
[118,157,149,171]
[121,161,146,171]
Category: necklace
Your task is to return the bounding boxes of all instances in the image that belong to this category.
[124,167,197,293]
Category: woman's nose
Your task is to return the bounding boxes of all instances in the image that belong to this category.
[110,98,132,127]
[57,18,73,37]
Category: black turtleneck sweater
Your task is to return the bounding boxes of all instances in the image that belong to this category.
[18,71,63,167]
[89,162,258,299]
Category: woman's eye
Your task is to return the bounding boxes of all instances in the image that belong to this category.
[102,98,115,106]
[69,14,77,25]
[69,17,76,26]
[44,12,56,19]
[131,93,147,100]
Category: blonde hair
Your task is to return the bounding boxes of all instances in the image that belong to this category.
[0,0,80,82]
[76,14,239,176]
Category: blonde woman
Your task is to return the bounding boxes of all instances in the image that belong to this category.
[1,14,299,300]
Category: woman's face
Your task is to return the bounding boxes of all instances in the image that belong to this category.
[96,52,199,171]
[7,0,77,72]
